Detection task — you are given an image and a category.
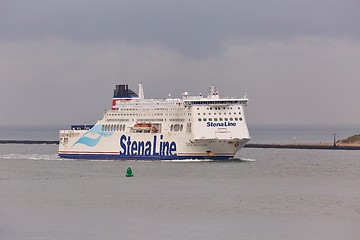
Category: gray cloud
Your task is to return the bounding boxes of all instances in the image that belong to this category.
[1,37,359,125]
[1,0,359,56]
[0,0,359,126]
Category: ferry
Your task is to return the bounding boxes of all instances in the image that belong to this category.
[58,84,250,160]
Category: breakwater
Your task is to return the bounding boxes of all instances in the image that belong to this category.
[244,143,360,150]
[1,140,360,150]
[0,140,59,145]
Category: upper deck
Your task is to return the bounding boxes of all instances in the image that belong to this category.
[112,84,248,109]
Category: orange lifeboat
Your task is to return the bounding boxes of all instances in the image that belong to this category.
[133,123,152,132]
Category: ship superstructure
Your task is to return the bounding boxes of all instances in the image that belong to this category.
[58,84,250,160]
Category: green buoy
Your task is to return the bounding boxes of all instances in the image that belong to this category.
[126,167,133,177]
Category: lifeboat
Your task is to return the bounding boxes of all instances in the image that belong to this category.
[133,123,152,131]
[133,123,159,133]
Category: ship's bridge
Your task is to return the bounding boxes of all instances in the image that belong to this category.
[186,98,249,140]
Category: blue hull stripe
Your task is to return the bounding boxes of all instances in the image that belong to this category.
[58,154,233,161]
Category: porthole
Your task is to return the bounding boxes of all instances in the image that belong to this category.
[203,118,207,121]
[214,118,218,121]
[209,118,213,121]
[198,118,202,122]
[239,118,243,121]
[219,118,223,121]
[235,118,239,121]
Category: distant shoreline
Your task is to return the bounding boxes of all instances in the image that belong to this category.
[244,143,360,150]
[0,140,59,145]
[1,140,360,150]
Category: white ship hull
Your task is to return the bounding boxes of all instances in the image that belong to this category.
[59,130,249,160]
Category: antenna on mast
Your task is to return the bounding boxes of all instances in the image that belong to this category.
[138,83,144,99]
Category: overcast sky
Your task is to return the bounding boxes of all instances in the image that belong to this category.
[0,0,359,126]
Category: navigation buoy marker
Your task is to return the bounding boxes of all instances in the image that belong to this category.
[126,167,133,177]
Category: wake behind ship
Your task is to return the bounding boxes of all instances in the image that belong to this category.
[58,84,250,160]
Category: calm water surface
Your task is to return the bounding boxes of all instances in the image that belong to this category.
[1,142,360,239]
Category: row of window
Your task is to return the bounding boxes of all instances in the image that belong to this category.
[187,100,247,105]
[197,107,241,110]
[106,118,130,122]
[111,107,184,113]
[197,112,241,116]
[102,124,126,132]
[107,113,190,117]
[169,118,185,122]
[198,117,243,122]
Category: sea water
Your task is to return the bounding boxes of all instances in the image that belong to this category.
[0,125,360,240]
